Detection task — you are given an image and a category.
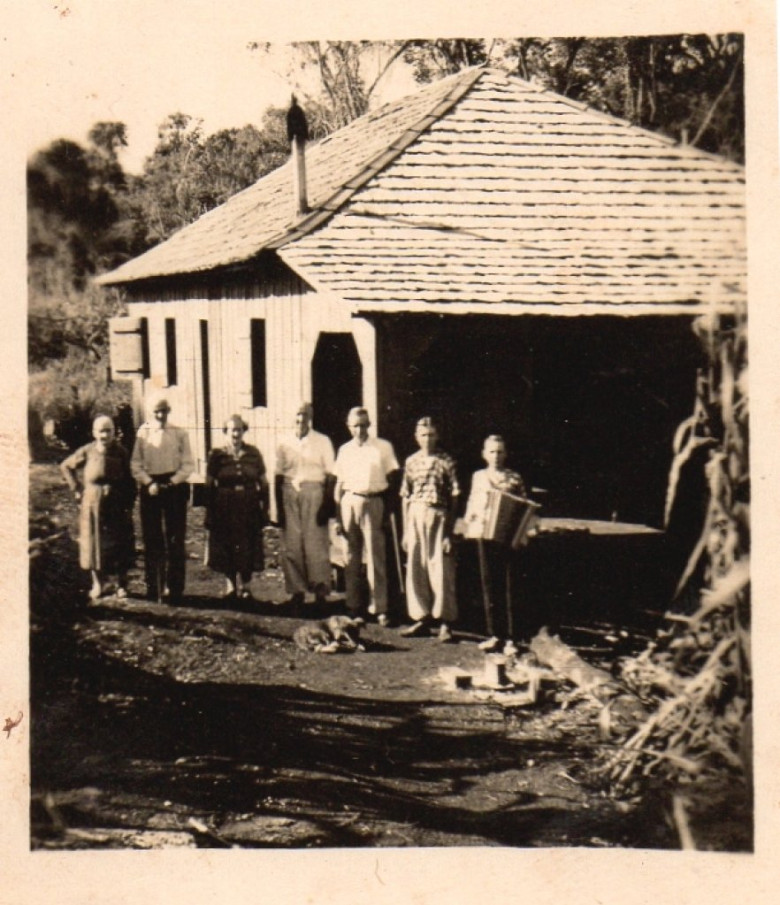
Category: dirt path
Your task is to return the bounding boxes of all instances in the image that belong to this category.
[30,463,674,850]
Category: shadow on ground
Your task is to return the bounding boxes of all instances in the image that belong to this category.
[31,631,660,849]
[30,463,744,851]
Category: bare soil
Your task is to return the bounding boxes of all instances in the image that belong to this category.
[29,462,748,851]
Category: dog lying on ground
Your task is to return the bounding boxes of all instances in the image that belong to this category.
[293,615,366,654]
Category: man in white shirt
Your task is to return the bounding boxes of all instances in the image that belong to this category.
[131,395,194,604]
[333,407,399,624]
[275,402,336,610]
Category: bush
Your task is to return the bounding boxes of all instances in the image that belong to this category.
[29,352,132,452]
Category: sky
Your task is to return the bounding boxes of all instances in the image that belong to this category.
[7,1,424,173]
[11,4,360,172]
[6,0,760,173]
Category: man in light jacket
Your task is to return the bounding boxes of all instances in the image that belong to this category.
[131,395,194,604]
[275,402,336,611]
[333,407,399,625]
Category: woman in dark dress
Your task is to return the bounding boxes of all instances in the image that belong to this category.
[206,415,268,599]
[60,414,136,600]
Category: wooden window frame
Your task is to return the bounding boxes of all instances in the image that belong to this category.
[164,317,178,387]
[250,318,267,408]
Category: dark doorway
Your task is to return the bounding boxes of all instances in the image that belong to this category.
[312,332,363,449]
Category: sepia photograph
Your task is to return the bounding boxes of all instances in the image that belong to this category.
[3,0,779,902]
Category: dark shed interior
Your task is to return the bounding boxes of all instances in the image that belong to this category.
[373,313,703,528]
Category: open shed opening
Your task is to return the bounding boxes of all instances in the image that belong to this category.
[374,313,703,527]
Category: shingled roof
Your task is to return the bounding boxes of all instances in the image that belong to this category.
[99,68,745,314]
[98,68,483,285]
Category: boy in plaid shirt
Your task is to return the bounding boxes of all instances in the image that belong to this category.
[400,417,460,642]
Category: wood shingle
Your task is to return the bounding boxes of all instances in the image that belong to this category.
[99,68,745,315]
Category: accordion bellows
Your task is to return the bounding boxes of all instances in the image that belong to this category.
[481,489,541,548]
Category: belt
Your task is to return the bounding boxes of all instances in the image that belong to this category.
[150,472,175,484]
[347,490,384,498]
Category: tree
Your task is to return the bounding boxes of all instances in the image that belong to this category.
[27,128,136,447]
[198,120,289,208]
[129,113,206,244]
[406,34,744,162]
[87,121,129,193]
[128,111,294,246]
[27,139,117,293]
[402,39,490,82]
[249,40,410,134]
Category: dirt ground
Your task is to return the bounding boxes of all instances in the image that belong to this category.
[28,462,750,851]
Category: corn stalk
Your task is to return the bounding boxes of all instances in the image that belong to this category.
[602,307,750,793]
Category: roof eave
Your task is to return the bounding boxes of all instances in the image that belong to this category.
[98,250,310,297]
[348,298,744,318]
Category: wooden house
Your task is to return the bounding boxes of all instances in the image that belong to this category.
[99,68,745,526]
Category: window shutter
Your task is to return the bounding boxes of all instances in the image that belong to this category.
[109,317,149,378]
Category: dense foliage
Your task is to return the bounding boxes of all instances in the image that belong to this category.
[130,110,293,247]
[257,35,744,161]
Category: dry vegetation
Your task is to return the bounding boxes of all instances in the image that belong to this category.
[596,310,750,840]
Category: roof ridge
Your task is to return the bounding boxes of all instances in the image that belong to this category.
[265,67,485,251]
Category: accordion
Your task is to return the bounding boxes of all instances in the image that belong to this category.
[481,489,540,549]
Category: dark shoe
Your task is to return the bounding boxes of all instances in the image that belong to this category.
[287,592,305,615]
[400,620,430,638]
[314,596,329,613]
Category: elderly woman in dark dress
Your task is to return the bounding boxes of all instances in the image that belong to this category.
[206,415,269,599]
[60,414,136,600]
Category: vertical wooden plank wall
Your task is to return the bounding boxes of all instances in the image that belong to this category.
[126,279,375,485]
[126,299,209,471]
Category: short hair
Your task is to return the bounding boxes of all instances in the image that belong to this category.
[346,406,369,424]
[415,416,437,430]
[148,393,171,415]
[92,414,115,432]
[295,402,313,418]
[223,414,249,433]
